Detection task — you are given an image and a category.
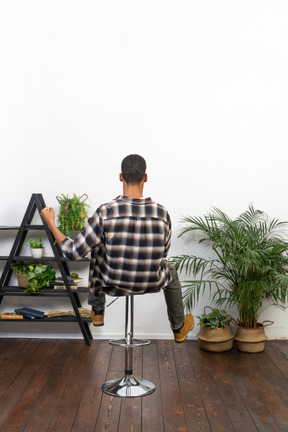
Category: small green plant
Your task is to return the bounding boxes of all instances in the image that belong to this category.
[28,238,43,249]
[11,261,56,295]
[197,308,232,329]
[11,261,28,275]
[56,193,90,237]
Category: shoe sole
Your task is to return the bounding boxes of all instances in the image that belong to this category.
[91,317,104,326]
[90,311,104,326]
[174,318,195,343]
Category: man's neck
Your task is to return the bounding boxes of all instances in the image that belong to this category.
[122,181,145,199]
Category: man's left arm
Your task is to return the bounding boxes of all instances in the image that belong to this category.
[164,213,172,257]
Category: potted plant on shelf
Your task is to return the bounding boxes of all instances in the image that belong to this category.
[28,238,44,258]
[171,206,288,353]
[196,307,234,352]
[10,261,30,288]
[56,193,90,237]
[11,261,56,295]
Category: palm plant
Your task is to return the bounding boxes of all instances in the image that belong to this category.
[171,206,288,328]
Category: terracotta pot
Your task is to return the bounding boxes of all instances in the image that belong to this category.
[235,322,273,353]
[197,325,235,352]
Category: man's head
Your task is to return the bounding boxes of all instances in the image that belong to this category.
[121,154,147,185]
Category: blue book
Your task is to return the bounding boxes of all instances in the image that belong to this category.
[14,307,45,319]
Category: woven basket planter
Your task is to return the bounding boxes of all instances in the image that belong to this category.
[197,325,235,352]
[16,273,28,289]
[235,321,273,353]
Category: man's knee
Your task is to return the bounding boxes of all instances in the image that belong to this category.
[167,263,181,289]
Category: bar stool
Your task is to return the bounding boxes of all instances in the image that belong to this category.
[102,295,156,397]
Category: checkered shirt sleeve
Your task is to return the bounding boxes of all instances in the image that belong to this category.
[61,195,172,294]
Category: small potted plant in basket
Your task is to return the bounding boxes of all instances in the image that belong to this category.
[196,307,235,352]
[11,261,56,294]
[56,193,90,237]
[28,238,44,258]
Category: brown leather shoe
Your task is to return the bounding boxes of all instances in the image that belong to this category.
[90,308,105,326]
[173,314,194,343]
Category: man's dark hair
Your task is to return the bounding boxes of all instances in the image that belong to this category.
[121,154,146,184]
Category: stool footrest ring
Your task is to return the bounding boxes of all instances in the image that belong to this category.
[102,375,156,397]
[109,338,150,347]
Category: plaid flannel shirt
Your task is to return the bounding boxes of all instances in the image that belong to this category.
[61,195,173,296]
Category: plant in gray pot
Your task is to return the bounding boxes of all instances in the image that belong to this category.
[171,206,288,353]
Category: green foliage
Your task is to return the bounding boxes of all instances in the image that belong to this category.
[171,205,288,328]
[197,308,231,329]
[57,193,90,237]
[11,261,56,295]
[27,238,43,249]
[11,261,29,275]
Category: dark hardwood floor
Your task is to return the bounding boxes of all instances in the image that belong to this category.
[0,338,287,431]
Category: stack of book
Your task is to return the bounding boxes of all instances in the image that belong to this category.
[1,308,45,320]
[15,307,45,319]
[53,276,84,291]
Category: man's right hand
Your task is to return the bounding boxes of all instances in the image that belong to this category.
[41,207,67,246]
[41,207,56,228]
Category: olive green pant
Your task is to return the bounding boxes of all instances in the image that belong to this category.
[88,263,185,328]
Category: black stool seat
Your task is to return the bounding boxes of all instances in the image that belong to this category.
[102,295,156,397]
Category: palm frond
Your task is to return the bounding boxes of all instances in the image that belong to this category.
[181,280,221,312]
[172,205,288,326]
[170,254,219,278]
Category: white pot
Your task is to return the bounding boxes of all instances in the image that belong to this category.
[31,248,44,258]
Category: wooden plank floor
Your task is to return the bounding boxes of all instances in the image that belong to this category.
[0,339,287,432]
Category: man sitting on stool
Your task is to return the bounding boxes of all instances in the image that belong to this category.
[41,154,194,343]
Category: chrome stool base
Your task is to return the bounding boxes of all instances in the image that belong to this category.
[102,296,156,398]
[102,375,156,397]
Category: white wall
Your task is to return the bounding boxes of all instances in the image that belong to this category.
[0,0,288,340]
